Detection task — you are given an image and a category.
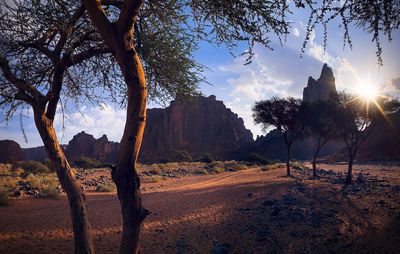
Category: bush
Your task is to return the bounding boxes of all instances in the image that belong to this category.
[40,185,59,198]
[0,188,11,206]
[291,162,310,171]
[41,159,55,172]
[96,183,116,192]
[200,153,214,163]
[13,160,49,174]
[0,176,18,189]
[174,150,192,162]
[261,163,284,171]
[25,173,58,189]
[211,167,225,174]
[195,169,208,175]
[232,164,248,171]
[244,153,271,165]
[149,176,163,183]
[74,157,101,169]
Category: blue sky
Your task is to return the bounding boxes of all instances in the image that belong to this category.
[1,9,400,148]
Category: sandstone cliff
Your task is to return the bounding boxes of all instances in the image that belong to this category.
[303,63,337,102]
[140,95,253,162]
[0,140,25,163]
[65,132,119,163]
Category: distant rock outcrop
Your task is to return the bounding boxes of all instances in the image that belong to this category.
[0,140,24,163]
[65,132,119,163]
[303,63,337,102]
[23,146,48,161]
[139,95,253,162]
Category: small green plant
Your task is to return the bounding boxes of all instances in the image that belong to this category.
[13,160,49,174]
[74,157,101,169]
[244,153,271,165]
[174,150,192,162]
[40,185,60,198]
[96,183,116,192]
[212,167,225,174]
[195,169,208,175]
[0,188,11,206]
[261,163,284,171]
[149,175,163,183]
[200,153,214,163]
[0,176,18,189]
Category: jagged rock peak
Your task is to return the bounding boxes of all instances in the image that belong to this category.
[303,63,337,102]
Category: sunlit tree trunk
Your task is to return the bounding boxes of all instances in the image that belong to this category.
[112,51,149,254]
[33,105,94,254]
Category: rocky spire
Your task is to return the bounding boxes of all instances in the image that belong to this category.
[303,63,337,102]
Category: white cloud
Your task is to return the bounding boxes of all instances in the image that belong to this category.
[292,27,300,37]
[54,104,126,144]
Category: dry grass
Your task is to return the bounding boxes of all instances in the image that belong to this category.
[96,183,116,192]
[0,187,11,206]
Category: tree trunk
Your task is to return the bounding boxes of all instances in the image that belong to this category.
[112,51,149,254]
[33,107,94,254]
[345,154,353,185]
[312,145,322,178]
[286,143,291,176]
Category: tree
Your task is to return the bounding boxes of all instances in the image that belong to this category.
[303,99,338,178]
[333,93,399,185]
[253,97,306,176]
[0,1,115,253]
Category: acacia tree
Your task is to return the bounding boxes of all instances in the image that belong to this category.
[303,99,338,178]
[253,97,306,176]
[333,93,399,185]
[0,1,119,252]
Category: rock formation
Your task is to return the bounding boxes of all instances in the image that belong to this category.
[65,132,119,163]
[303,63,337,102]
[139,95,253,162]
[0,140,25,163]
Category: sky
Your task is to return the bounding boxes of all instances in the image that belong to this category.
[1,7,400,148]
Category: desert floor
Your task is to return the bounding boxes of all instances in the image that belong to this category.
[1,163,400,254]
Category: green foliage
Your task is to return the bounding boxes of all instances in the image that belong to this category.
[149,176,163,183]
[96,183,116,192]
[200,153,214,163]
[74,157,101,169]
[39,185,60,198]
[174,150,192,162]
[211,167,225,174]
[13,161,49,174]
[244,153,271,165]
[0,187,11,206]
[194,169,209,175]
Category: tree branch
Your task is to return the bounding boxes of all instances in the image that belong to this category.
[0,55,42,102]
[116,0,143,33]
[82,0,119,52]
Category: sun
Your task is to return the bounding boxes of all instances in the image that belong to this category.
[354,81,380,102]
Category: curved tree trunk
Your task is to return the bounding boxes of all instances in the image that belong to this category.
[112,52,149,254]
[33,107,94,254]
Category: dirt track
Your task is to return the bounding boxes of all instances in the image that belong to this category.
[1,164,400,254]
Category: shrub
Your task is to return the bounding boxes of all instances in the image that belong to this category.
[96,183,116,192]
[200,153,214,163]
[261,163,284,171]
[41,159,55,172]
[0,188,11,206]
[149,166,163,175]
[291,162,309,171]
[244,153,272,165]
[149,176,163,183]
[40,185,60,198]
[233,164,248,171]
[174,150,192,162]
[195,169,208,175]
[212,167,225,174]
[74,157,101,169]
[25,173,58,189]
[13,160,49,174]
[0,176,18,188]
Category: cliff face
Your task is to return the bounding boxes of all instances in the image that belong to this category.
[139,95,253,162]
[0,140,25,163]
[303,63,337,102]
[65,132,119,163]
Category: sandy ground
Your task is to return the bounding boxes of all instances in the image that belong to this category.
[1,163,400,254]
